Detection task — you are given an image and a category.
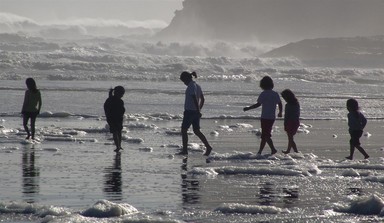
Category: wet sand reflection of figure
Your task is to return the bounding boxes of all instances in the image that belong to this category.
[181,157,201,205]
[258,182,298,207]
[22,145,40,203]
[103,153,123,201]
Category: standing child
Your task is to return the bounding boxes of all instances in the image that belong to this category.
[243,76,282,155]
[21,78,42,140]
[345,98,369,160]
[104,86,125,152]
[178,71,213,156]
[281,89,300,154]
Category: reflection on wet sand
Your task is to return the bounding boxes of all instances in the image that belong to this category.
[181,157,201,205]
[258,182,299,207]
[103,152,122,201]
[22,145,40,203]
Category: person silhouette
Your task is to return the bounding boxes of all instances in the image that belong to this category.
[281,89,300,154]
[21,78,42,140]
[345,98,369,160]
[104,86,125,152]
[243,76,282,155]
[177,71,213,156]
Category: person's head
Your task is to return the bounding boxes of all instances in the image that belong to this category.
[281,89,298,104]
[109,86,125,98]
[346,98,359,112]
[114,86,125,98]
[259,76,274,90]
[26,78,38,92]
[180,71,197,85]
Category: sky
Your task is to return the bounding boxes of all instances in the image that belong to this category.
[0,0,183,24]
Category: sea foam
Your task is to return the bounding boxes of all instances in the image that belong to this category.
[215,203,290,214]
[81,200,138,218]
[334,194,384,216]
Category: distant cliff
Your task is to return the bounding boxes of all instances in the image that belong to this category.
[157,0,384,44]
[262,36,384,68]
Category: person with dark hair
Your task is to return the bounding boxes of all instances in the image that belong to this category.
[281,89,300,154]
[104,86,125,152]
[345,98,369,160]
[21,78,42,140]
[178,71,213,156]
[243,76,282,155]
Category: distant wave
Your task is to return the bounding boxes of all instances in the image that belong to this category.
[0,12,167,38]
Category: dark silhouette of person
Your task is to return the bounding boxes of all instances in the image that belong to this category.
[345,99,369,160]
[21,78,42,140]
[281,89,300,154]
[22,145,40,203]
[177,71,213,156]
[243,76,282,155]
[103,153,122,201]
[104,86,125,152]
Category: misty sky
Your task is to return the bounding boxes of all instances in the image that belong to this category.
[0,0,183,23]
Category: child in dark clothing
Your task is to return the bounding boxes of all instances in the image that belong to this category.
[345,98,369,160]
[22,78,42,140]
[281,89,300,154]
[104,86,125,152]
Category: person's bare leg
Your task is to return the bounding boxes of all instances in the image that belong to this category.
[289,134,298,153]
[283,134,291,154]
[266,138,277,154]
[356,146,369,159]
[113,132,120,152]
[23,116,31,139]
[117,130,123,150]
[194,129,212,156]
[257,139,267,155]
[30,116,36,139]
[177,128,189,155]
[346,144,354,160]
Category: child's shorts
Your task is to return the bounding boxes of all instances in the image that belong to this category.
[285,120,300,135]
[349,130,363,146]
[260,118,275,139]
[182,110,201,130]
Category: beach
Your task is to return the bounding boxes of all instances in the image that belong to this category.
[2,0,384,221]
[1,79,384,222]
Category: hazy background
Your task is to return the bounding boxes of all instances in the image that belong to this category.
[0,0,182,27]
[1,0,384,66]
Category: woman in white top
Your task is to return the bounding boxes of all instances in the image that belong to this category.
[178,71,213,156]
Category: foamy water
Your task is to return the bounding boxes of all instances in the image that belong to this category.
[1,35,384,222]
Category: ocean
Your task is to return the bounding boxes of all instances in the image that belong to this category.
[1,36,384,222]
